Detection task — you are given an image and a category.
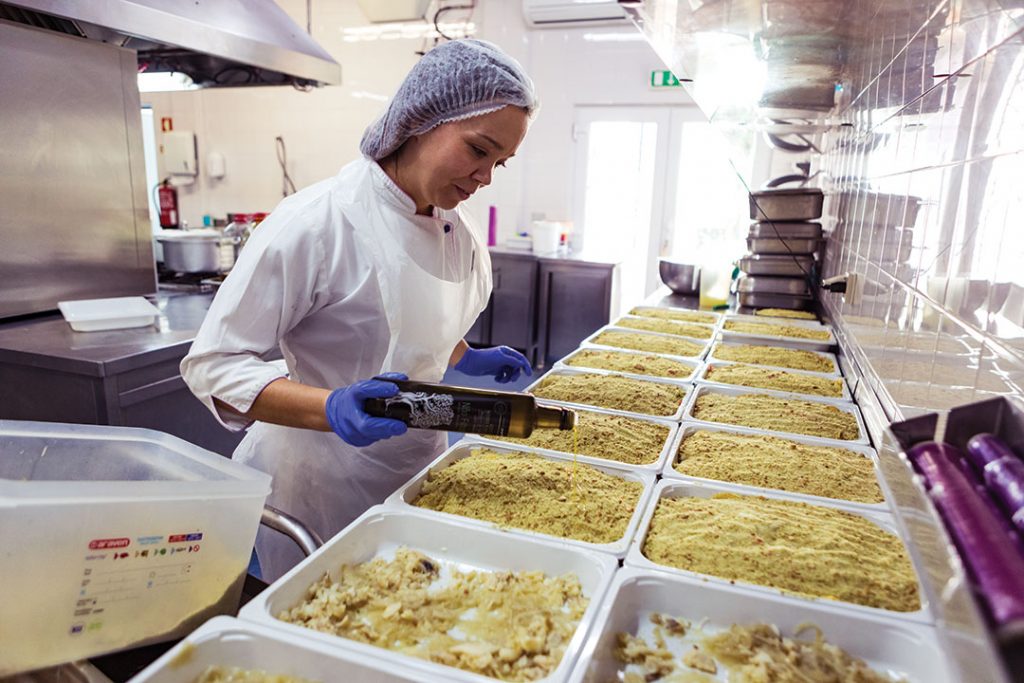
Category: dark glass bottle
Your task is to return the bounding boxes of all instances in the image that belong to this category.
[363,378,576,438]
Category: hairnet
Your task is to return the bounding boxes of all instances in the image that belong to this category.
[360,39,537,160]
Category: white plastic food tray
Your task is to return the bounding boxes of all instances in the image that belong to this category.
[683,383,870,445]
[625,480,932,624]
[569,568,953,683]
[238,507,618,683]
[384,440,656,557]
[525,367,691,421]
[726,311,826,327]
[555,346,702,384]
[718,315,837,352]
[57,296,159,332]
[612,314,717,340]
[707,338,841,377]
[473,404,679,473]
[131,616,429,683]
[626,305,722,326]
[581,325,711,361]
[695,359,853,402]
[662,422,891,513]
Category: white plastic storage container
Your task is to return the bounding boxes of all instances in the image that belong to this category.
[0,420,271,676]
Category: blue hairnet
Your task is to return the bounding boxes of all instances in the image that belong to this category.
[360,39,537,160]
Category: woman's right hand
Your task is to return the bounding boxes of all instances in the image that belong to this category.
[325,373,409,447]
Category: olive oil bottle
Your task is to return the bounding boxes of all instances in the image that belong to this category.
[363,378,576,438]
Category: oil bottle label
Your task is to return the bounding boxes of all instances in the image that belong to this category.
[378,391,512,435]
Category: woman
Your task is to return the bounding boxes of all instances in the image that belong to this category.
[182,39,537,581]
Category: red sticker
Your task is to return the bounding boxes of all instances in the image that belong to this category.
[88,538,130,550]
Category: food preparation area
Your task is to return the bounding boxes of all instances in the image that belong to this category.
[691,392,860,441]
[412,448,644,543]
[628,306,718,324]
[532,372,687,416]
[641,494,920,612]
[564,348,694,379]
[593,330,706,357]
[673,429,883,503]
[496,409,670,465]
[278,547,587,681]
[711,342,836,373]
[704,362,844,397]
[617,316,715,339]
[723,320,832,341]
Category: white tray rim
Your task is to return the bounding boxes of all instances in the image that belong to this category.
[708,337,841,377]
[695,359,853,402]
[612,314,718,340]
[554,347,702,384]
[580,325,712,361]
[525,367,692,421]
[625,305,722,326]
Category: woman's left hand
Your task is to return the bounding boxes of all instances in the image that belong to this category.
[454,345,533,383]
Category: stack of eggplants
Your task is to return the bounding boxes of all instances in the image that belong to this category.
[907,436,1024,631]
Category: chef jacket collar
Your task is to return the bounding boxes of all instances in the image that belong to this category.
[367,157,450,227]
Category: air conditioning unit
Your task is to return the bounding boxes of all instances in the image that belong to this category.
[523,0,629,28]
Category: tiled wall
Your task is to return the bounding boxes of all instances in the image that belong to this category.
[820,0,1024,421]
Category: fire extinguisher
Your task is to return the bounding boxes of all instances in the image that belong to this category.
[157,179,179,229]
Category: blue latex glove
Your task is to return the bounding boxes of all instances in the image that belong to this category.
[325,372,409,447]
[455,346,533,384]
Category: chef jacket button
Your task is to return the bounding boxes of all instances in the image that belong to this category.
[443,223,452,233]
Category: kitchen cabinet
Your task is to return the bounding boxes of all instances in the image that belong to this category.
[0,293,245,457]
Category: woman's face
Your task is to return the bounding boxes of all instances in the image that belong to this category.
[394,106,530,214]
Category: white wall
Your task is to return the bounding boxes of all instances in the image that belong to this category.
[143,1,696,243]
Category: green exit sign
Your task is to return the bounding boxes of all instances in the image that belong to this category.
[651,70,685,87]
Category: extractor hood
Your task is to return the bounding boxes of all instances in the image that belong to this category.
[0,0,341,87]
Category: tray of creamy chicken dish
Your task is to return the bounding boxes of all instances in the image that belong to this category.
[384,440,656,557]
[625,480,929,624]
[237,507,618,683]
[707,339,841,377]
[555,347,701,384]
[525,367,691,421]
[581,326,711,361]
[626,305,721,327]
[131,616,431,683]
[474,405,678,474]
[611,315,717,341]
[695,360,852,402]
[683,384,869,445]
[662,422,890,513]
[718,315,837,352]
[569,567,952,683]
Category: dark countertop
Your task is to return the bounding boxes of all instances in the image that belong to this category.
[0,292,214,377]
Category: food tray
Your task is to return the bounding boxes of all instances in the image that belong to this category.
[625,480,932,623]
[626,305,722,326]
[472,403,679,473]
[746,236,822,254]
[718,315,837,351]
[57,296,159,332]
[748,187,824,221]
[737,274,811,296]
[708,338,840,377]
[682,383,870,445]
[695,359,852,402]
[384,439,657,557]
[662,421,890,512]
[569,567,953,683]
[525,367,691,421]
[238,507,619,683]
[722,312,827,327]
[738,253,815,277]
[737,290,815,311]
[131,616,429,683]
[581,325,711,361]
[612,314,717,340]
[554,346,701,384]
[747,220,823,238]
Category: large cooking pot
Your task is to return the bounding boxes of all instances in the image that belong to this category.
[156,229,234,273]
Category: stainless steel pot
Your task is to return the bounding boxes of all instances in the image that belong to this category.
[156,229,233,273]
[739,254,815,277]
[749,188,824,221]
[658,259,701,295]
[738,275,811,296]
[748,221,822,239]
[746,236,822,255]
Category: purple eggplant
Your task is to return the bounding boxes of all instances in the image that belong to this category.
[908,441,1024,628]
[966,433,1019,471]
[985,456,1024,533]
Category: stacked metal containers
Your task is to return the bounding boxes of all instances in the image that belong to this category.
[738,188,824,311]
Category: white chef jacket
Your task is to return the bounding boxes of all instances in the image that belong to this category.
[181,156,491,580]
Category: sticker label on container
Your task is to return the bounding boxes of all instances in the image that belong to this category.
[88,537,130,550]
[168,532,203,543]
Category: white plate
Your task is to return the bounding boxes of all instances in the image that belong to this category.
[555,347,701,384]
[57,296,159,332]
[238,507,618,683]
[695,359,853,402]
[526,367,692,421]
[581,325,711,361]
[569,568,953,683]
[612,314,717,340]
[625,480,932,623]
[683,383,870,445]
[384,440,656,557]
[131,616,430,683]
[472,404,679,473]
[708,338,841,377]
[662,422,890,513]
[718,316,837,352]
